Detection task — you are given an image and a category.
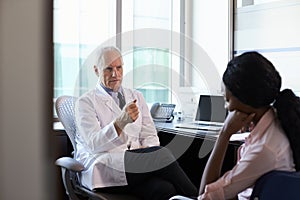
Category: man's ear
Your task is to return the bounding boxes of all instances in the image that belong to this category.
[94,65,99,77]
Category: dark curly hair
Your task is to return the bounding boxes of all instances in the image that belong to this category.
[223,51,300,171]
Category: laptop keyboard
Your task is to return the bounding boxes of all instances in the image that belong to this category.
[192,122,223,127]
[175,123,223,131]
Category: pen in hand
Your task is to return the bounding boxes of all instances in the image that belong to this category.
[127,141,131,150]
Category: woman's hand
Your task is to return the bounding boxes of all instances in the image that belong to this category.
[221,110,255,138]
[240,121,255,133]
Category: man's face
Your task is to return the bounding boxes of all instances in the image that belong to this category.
[101,51,123,92]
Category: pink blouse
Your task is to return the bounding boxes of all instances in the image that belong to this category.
[199,108,295,200]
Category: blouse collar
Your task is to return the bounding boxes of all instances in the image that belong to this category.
[245,108,276,144]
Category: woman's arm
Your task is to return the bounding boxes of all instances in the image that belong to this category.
[199,130,231,194]
[199,111,255,195]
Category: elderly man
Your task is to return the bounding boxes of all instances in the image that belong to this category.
[75,46,197,200]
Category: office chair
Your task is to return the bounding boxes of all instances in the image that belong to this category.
[250,170,300,200]
[55,95,139,200]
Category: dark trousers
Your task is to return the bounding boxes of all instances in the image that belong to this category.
[97,146,197,200]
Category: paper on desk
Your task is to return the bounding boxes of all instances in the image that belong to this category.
[230,132,250,142]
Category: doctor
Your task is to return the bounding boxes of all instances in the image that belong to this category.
[75,46,197,200]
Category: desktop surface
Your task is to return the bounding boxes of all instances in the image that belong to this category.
[154,119,247,145]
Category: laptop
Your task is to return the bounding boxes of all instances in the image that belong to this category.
[175,95,227,131]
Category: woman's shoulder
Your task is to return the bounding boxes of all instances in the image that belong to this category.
[262,118,291,152]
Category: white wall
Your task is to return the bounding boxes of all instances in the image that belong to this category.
[0,0,53,199]
[234,0,300,94]
[193,0,230,79]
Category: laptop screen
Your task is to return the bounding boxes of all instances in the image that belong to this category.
[195,95,227,122]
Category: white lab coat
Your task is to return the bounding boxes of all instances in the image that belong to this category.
[74,82,160,190]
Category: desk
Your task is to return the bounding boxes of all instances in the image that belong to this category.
[155,120,245,187]
[53,121,246,196]
[155,120,248,144]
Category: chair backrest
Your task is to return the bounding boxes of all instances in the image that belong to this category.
[55,95,78,154]
[250,170,300,200]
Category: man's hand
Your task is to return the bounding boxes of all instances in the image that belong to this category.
[126,99,139,122]
[114,99,139,135]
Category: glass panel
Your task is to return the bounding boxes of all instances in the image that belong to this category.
[133,48,170,103]
[53,0,116,98]
[234,0,300,94]
[53,0,116,117]
[122,0,180,104]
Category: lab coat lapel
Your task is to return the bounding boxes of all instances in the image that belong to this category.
[123,88,135,104]
[95,83,121,114]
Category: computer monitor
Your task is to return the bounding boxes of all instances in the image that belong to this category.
[195,95,227,122]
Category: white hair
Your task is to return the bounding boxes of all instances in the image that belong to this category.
[95,46,123,70]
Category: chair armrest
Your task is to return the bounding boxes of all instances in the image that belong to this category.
[55,157,85,172]
[169,195,195,200]
[251,170,300,200]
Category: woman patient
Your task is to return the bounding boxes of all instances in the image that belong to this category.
[172,51,300,200]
